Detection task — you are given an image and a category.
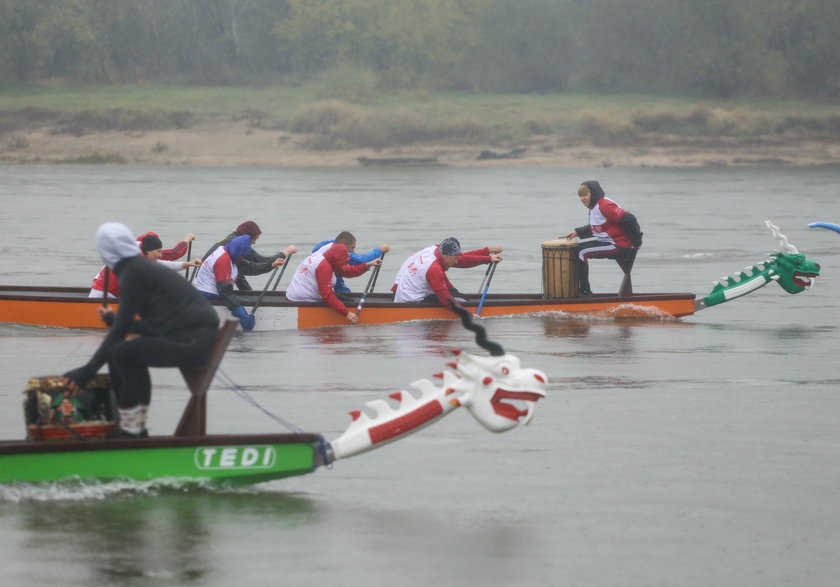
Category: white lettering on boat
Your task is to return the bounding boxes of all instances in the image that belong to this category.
[194,445,277,470]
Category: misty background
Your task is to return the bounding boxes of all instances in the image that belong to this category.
[1,0,838,99]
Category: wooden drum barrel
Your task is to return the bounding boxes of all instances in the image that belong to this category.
[541,240,577,299]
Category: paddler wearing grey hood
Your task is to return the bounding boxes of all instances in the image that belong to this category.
[63,222,220,438]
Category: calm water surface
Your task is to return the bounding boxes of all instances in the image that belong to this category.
[1,165,839,586]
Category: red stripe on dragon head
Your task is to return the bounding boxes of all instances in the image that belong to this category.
[451,351,547,432]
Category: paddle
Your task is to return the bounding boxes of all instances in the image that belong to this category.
[355,253,386,316]
[188,248,199,283]
[477,262,493,294]
[476,261,497,317]
[808,222,840,234]
[251,253,294,314]
[184,240,193,280]
[271,253,292,291]
[252,266,278,312]
[101,268,109,307]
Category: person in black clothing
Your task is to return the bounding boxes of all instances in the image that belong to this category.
[63,222,220,438]
[202,220,297,290]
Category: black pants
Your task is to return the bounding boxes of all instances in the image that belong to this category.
[107,327,218,408]
[574,242,634,294]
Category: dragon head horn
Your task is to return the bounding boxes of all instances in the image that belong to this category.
[765,220,799,254]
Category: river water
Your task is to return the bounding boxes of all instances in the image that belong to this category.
[1,164,839,586]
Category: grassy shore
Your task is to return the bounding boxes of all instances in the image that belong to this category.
[1,84,839,167]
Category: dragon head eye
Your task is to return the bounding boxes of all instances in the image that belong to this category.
[501,367,509,375]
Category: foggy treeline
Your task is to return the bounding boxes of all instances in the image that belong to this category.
[1,0,838,98]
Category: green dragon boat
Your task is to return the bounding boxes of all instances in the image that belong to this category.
[0,320,329,486]
[0,308,550,487]
[0,433,327,486]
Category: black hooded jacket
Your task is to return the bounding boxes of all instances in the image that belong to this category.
[574,180,643,248]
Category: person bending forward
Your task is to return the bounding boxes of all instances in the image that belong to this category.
[286,241,379,324]
[63,223,220,438]
[392,237,502,311]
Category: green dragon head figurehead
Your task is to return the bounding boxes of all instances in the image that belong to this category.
[765,221,820,294]
[771,250,820,293]
[697,221,820,310]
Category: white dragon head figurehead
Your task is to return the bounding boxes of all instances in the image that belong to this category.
[328,302,548,461]
[447,350,547,432]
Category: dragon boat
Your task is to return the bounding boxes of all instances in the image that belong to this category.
[0,221,820,331]
[0,307,547,486]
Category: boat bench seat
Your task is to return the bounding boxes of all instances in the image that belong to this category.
[174,319,238,437]
[616,248,637,297]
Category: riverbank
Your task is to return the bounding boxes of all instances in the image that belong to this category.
[3,118,839,167]
[3,83,840,168]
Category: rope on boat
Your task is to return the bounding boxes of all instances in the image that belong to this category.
[215,367,307,437]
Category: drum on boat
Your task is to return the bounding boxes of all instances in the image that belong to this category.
[541,240,577,299]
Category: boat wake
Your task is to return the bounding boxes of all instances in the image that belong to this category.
[597,303,676,319]
[0,476,256,503]
[495,306,677,320]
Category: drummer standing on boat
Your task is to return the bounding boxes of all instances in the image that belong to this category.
[63,222,220,438]
[392,238,502,310]
[563,180,643,297]
[286,233,381,324]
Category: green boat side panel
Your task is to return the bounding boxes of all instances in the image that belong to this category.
[0,442,318,485]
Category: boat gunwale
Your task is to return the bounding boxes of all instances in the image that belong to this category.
[0,433,324,456]
[0,285,696,308]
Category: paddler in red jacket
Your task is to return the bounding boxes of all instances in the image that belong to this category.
[286,237,381,324]
[89,232,197,298]
[392,237,503,310]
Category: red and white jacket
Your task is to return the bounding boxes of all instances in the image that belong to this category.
[393,245,491,304]
[89,233,189,297]
[193,246,237,296]
[286,243,369,315]
[587,197,633,248]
